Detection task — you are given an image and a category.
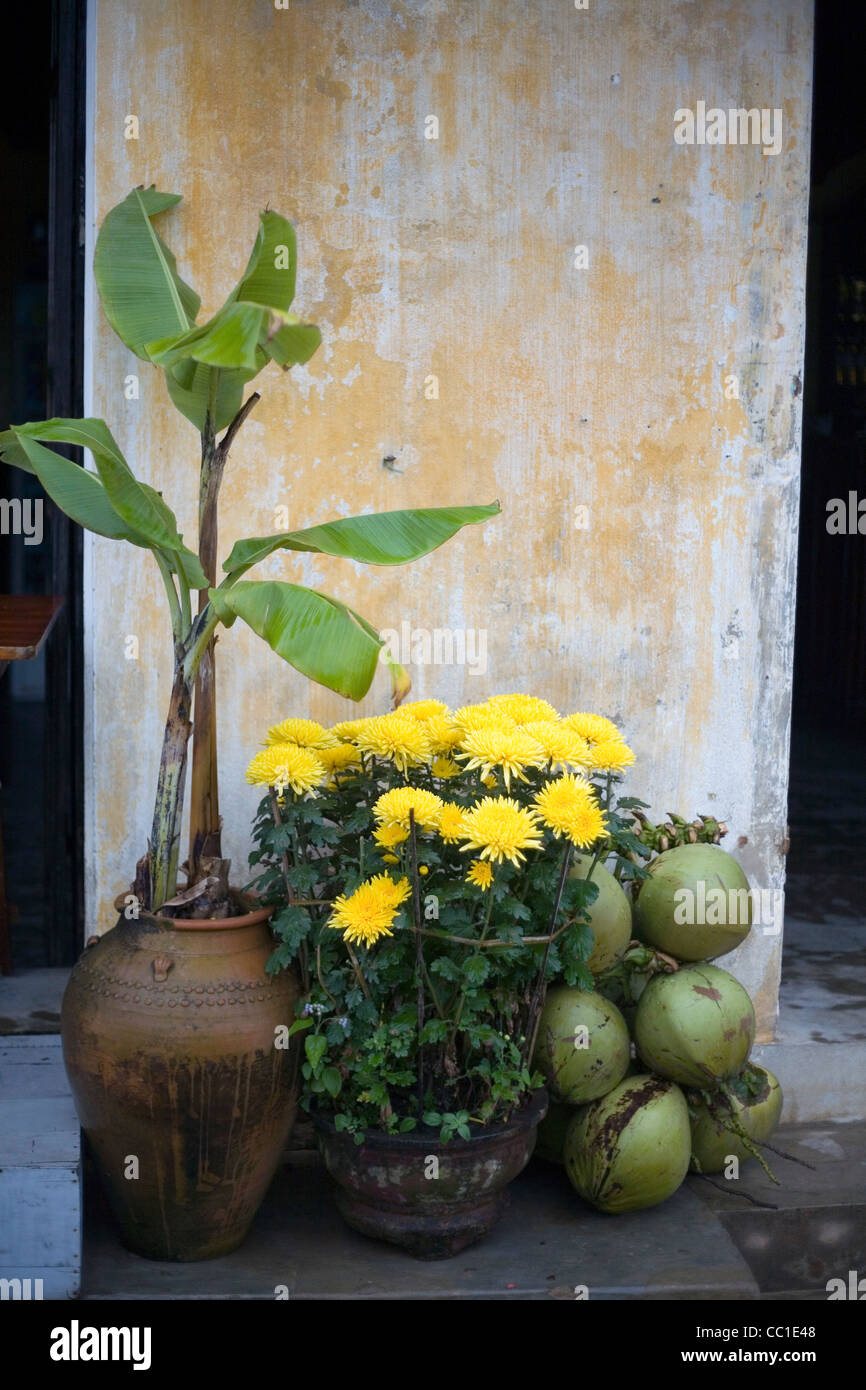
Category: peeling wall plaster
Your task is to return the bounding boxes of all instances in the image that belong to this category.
[85,0,813,1040]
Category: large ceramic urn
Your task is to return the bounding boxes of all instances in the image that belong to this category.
[61,902,299,1261]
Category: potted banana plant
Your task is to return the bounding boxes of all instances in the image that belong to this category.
[0,186,497,1260]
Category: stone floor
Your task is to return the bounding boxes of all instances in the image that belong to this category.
[0,967,67,1034]
[80,1121,866,1301]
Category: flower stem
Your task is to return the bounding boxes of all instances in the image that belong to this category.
[270,792,310,995]
[409,809,425,1115]
[345,940,371,999]
[522,840,573,1068]
[449,888,495,1045]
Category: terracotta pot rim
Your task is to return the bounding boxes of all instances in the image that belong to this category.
[311,1086,548,1149]
[167,904,274,931]
[111,890,274,931]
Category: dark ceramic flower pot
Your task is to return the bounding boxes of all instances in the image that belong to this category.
[312,1088,548,1259]
[61,902,300,1261]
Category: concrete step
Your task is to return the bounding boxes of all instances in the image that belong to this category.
[0,1035,82,1300]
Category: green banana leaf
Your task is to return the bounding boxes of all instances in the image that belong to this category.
[92,186,246,434]
[0,429,36,473]
[1,433,146,544]
[145,209,320,383]
[93,188,200,357]
[231,210,297,313]
[149,303,266,374]
[222,502,501,575]
[4,420,207,588]
[163,361,259,436]
[147,299,320,376]
[260,314,322,370]
[208,581,385,700]
[94,191,319,433]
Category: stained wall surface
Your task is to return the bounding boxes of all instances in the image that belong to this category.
[85,0,814,1038]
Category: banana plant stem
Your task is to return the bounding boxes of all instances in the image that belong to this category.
[187,391,261,885]
[148,666,194,910]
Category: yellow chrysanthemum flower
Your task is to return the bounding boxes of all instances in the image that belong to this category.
[431,755,461,779]
[523,720,592,769]
[423,714,464,754]
[456,724,545,790]
[586,739,636,773]
[373,785,444,832]
[563,712,623,745]
[486,693,560,725]
[245,743,325,796]
[355,713,432,773]
[437,802,468,843]
[263,718,338,748]
[329,717,374,742]
[317,742,361,775]
[373,822,410,850]
[466,859,494,891]
[533,774,608,848]
[453,702,516,734]
[400,699,451,721]
[327,874,411,947]
[458,796,544,866]
[481,773,498,788]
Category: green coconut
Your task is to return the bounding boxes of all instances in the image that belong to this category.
[634,963,755,1089]
[689,1066,783,1173]
[568,853,632,973]
[564,1074,691,1213]
[633,843,752,961]
[533,987,631,1104]
[534,1100,576,1165]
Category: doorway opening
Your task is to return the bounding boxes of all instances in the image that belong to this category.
[0,0,86,971]
[786,0,866,1024]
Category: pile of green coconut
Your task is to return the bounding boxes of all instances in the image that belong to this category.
[532,838,782,1213]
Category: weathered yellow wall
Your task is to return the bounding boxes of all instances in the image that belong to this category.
[85,0,813,1039]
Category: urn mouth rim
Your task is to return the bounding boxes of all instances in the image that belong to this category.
[111,890,274,931]
[168,904,274,931]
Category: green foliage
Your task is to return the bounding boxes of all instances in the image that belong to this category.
[249,733,645,1142]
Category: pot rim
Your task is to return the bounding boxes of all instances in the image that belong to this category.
[311,1086,548,1149]
[111,890,274,931]
[168,904,274,931]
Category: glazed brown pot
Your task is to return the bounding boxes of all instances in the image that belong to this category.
[312,1088,548,1259]
[61,900,300,1261]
